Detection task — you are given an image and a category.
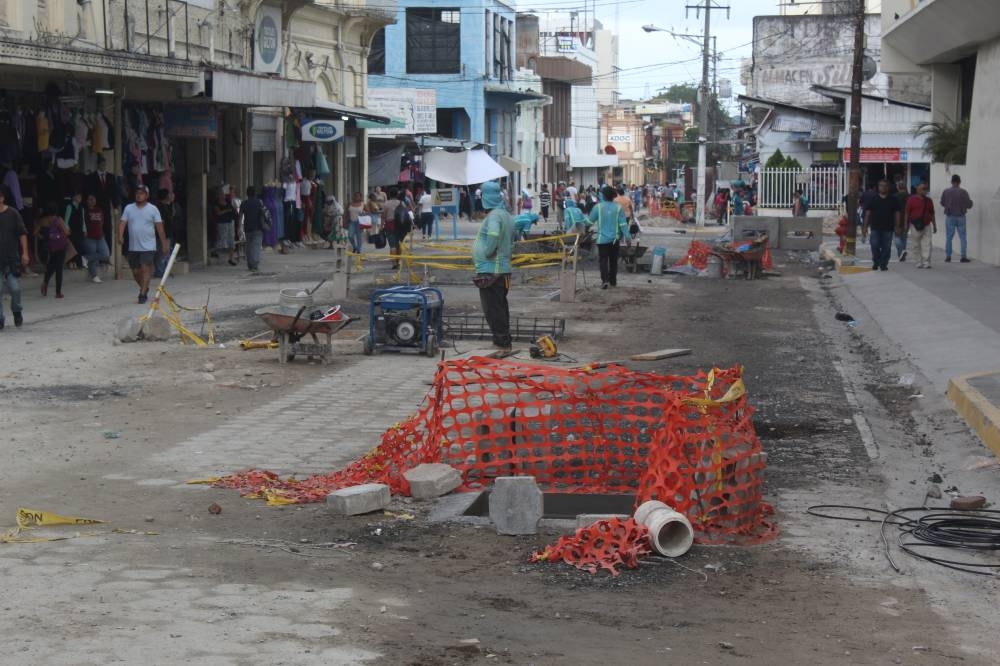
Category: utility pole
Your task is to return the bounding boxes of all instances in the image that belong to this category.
[686,1,728,227]
[844,0,865,258]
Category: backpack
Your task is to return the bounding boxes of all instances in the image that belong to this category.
[393,203,411,236]
[47,218,70,252]
[797,195,810,215]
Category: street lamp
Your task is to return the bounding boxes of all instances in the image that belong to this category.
[644,21,712,227]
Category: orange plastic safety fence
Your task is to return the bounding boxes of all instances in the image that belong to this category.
[530,517,652,576]
[215,358,776,547]
[672,240,712,270]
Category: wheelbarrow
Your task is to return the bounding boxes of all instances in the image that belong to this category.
[255,305,352,364]
[619,243,647,273]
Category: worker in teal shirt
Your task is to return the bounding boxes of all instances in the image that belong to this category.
[513,211,539,240]
[587,185,631,288]
[472,180,515,349]
[562,197,586,233]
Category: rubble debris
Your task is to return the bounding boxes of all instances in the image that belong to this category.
[403,463,462,499]
[950,495,987,511]
[326,483,391,516]
[489,476,543,536]
[208,503,222,515]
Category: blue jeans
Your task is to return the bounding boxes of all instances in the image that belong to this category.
[83,237,110,278]
[869,229,893,269]
[245,230,263,270]
[894,228,908,258]
[945,215,967,258]
[348,220,363,253]
[1,269,23,320]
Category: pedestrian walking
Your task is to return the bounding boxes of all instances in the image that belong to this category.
[0,185,29,328]
[538,184,551,225]
[588,185,631,289]
[863,179,901,272]
[418,188,434,239]
[905,182,937,268]
[63,192,86,269]
[118,185,168,304]
[940,174,973,262]
[83,194,110,283]
[472,181,515,351]
[212,191,237,266]
[893,180,910,262]
[239,186,266,272]
[563,197,586,234]
[38,203,71,299]
[792,188,809,217]
[346,192,365,254]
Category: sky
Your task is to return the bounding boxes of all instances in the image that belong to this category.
[523,0,790,103]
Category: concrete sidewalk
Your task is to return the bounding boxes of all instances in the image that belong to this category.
[834,239,1000,457]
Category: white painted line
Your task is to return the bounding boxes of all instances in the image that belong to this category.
[833,361,879,460]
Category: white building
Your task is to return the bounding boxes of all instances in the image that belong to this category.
[537,13,617,186]
[880,0,1000,266]
[593,21,620,107]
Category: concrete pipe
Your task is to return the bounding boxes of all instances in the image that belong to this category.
[634,499,669,525]
[634,501,694,558]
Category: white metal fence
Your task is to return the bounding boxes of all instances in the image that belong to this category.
[758,166,847,210]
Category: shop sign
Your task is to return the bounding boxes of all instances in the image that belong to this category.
[164,104,218,138]
[556,35,575,53]
[302,120,345,142]
[432,188,459,207]
[365,88,437,136]
[607,133,631,143]
[843,147,901,163]
[254,5,282,73]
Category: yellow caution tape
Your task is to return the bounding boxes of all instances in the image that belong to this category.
[1,507,106,544]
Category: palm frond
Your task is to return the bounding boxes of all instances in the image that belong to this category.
[914,119,969,165]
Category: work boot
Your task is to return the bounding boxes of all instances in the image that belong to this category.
[960,257,971,263]
[13,311,23,327]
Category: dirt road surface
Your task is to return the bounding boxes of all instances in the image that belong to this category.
[1,239,997,665]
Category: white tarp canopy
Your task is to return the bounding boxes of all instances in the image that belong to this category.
[423,149,508,186]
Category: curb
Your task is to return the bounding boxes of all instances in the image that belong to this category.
[947,370,1000,460]
[820,242,870,274]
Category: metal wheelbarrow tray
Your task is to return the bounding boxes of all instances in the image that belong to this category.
[255,305,352,364]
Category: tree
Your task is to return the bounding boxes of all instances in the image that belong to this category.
[915,118,969,165]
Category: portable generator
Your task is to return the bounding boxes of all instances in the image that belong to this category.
[363,286,444,357]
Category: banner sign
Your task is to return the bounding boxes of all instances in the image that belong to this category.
[164,104,218,138]
[254,4,282,73]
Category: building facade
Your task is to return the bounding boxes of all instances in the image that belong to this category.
[880,0,1000,265]
[0,0,392,268]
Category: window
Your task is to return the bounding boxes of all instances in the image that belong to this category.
[406,8,461,74]
[492,15,512,82]
[368,28,385,74]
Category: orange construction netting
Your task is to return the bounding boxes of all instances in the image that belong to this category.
[213,358,776,551]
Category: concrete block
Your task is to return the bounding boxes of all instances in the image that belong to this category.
[326,483,390,515]
[404,463,463,499]
[734,217,780,248]
[488,476,543,535]
[779,217,823,250]
[575,513,630,529]
[115,316,143,342]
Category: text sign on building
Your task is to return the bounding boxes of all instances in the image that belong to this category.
[164,104,218,138]
[607,133,632,143]
[365,88,437,136]
[556,35,575,53]
[254,5,282,73]
[302,120,345,142]
[843,148,901,163]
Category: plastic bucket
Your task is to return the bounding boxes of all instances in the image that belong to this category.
[279,288,314,311]
[704,254,723,279]
[651,246,666,275]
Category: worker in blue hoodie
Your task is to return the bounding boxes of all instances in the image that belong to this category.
[562,196,586,234]
[471,180,516,350]
[587,185,631,289]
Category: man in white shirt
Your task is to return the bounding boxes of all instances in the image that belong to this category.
[418,189,434,239]
[118,185,168,304]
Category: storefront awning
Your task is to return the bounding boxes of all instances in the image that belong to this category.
[209,71,316,107]
[836,131,926,150]
[306,99,393,125]
[356,116,408,130]
[484,86,548,103]
[497,155,527,172]
[569,153,619,168]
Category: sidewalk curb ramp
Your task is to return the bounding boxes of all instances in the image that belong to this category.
[947,369,1000,460]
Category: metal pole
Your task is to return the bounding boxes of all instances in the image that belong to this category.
[124,0,130,51]
[145,0,151,55]
[696,3,711,227]
[844,0,865,258]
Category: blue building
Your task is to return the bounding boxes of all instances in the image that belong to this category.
[368,0,538,159]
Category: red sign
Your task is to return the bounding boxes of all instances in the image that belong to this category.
[843,148,901,163]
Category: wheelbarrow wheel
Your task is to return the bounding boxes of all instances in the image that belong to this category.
[424,334,438,358]
[286,353,296,363]
[363,335,374,356]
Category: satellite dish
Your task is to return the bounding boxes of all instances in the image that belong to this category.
[862,55,877,82]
